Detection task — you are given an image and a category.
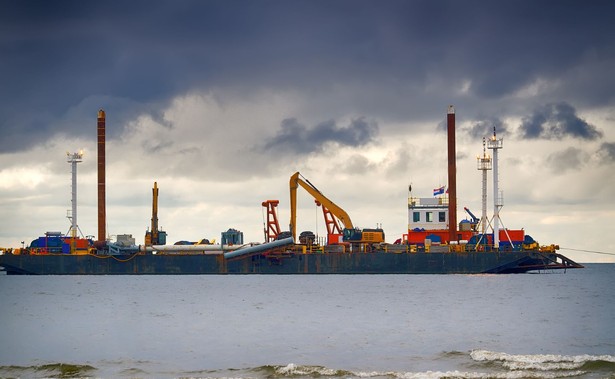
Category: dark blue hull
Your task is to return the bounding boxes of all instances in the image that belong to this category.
[0,250,582,275]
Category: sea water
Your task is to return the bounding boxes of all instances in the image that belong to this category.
[0,264,613,378]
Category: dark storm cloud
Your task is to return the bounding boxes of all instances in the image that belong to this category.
[519,102,603,140]
[262,117,378,155]
[465,117,509,140]
[1,0,614,152]
[436,114,509,140]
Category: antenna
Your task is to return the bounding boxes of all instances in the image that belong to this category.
[486,128,503,248]
[477,138,492,235]
[66,150,84,238]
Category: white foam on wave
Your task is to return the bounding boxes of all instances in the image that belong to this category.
[389,369,585,379]
[471,349,615,365]
[271,349,615,379]
[273,364,585,379]
[501,361,584,371]
[275,363,344,376]
[469,349,615,376]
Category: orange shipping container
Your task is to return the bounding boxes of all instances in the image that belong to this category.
[499,229,524,242]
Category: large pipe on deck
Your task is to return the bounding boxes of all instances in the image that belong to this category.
[140,244,244,253]
[223,237,295,259]
[447,105,458,242]
[97,109,106,243]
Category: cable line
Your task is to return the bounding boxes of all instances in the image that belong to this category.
[560,247,615,256]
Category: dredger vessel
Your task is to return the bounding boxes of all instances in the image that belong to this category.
[0,107,583,274]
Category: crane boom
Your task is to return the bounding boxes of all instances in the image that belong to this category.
[145,181,160,246]
[463,207,479,223]
[152,182,159,243]
[289,172,353,240]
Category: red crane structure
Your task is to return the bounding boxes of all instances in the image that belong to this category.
[262,200,282,243]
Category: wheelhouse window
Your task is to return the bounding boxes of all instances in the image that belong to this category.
[439,212,446,222]
[413,212,420,222]
[426,212,433,222]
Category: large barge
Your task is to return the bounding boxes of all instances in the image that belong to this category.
[0,247,580,275]
[0,107,583,275]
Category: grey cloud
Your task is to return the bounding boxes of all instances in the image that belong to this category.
[437,115,509,141]
[384,148,411,179]
[597,142,615,164]
[340,154,377,175]
[456,151,469,161]
[262,117,378,155]
[465,117,509,140]
[141,139,174,154]
[546,147,588,173]
[519,102,603,140]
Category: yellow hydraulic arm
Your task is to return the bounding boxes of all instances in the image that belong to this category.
[289,172,353,240]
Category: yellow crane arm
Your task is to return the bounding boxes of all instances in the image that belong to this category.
[289,172,353,240]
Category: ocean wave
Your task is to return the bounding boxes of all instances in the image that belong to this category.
[470,349,615,377]
[471,349,615,363]
[248,363,587,379]
[2,352,612,379]
[274,363,353,376]
[391,370,585,378]
[0,362,96,378]
[118,366,150,376]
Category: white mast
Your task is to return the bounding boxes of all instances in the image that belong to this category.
[477,137,492,235]
[67,151,84,238]
[486,128,503,248]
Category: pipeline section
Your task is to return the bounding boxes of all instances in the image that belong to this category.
[138,237,295,258]
[223,237,295,259]
[140,244,242,254]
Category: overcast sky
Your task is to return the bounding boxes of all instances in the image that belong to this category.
[1,0,614,262]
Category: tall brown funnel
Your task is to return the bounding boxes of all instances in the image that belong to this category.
[97,109,106,242]
[447,105,457,242]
